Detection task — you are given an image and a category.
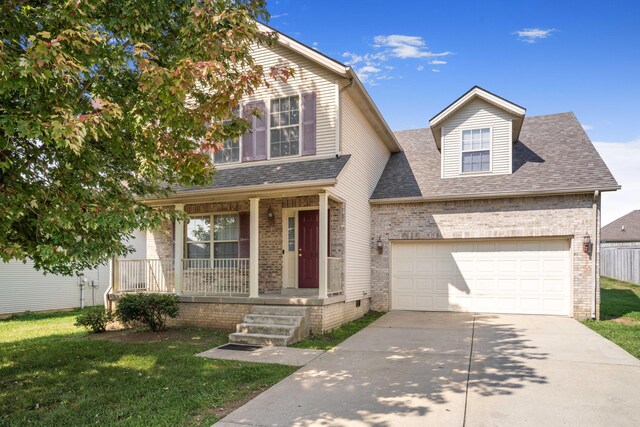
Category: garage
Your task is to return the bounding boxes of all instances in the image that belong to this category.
[391,239,572,315]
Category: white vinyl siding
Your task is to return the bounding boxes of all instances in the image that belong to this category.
[391,239,572,315]
[219,43,337,167]
[332,90,391,302]
[441,98,513,178]
[0,261,110,315]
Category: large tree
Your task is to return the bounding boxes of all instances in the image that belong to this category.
[0,0,289,274]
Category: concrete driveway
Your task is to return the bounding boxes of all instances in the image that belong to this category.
[217,311,640,426]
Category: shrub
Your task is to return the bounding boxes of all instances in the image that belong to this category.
[75,306,113,333]
[115,294,179,332]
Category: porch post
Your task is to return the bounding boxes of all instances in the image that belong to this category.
[174,203,185,295]
[319,192,329,299]
[249,198,260,298]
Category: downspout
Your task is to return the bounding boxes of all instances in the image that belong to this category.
[592,190,600,319]
[337,78,354,156]
[104,258,113,310]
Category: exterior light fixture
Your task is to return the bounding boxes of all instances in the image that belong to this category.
[377,237,383,255]
[583,233,593,255]
[267,206,275,224]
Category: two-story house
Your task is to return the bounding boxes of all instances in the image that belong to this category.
[110,26,401,342]
[109,27,619,345]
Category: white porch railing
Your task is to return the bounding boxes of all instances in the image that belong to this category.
[116,259,175,293]
[328,257,343,295]
[182,258,250,295]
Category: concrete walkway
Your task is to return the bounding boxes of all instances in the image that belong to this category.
[217,311,640,426]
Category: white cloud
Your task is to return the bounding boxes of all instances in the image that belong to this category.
[431,69,440,73]
[343,35,451,84]
[593,138,640,225]
[514,28,556,43]
[270,13,288,19]
[582,124,594,131]
[373,35,452,59]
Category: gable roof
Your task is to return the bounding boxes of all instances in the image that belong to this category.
[257,22,401,152]
[601,210,640,242]
[429,86,527,148]
[372,112,620,201]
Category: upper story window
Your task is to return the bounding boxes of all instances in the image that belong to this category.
[270,96,300,158]
[213,108,240,165]
[461,128,491,173]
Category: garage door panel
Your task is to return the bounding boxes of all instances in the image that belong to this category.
[391,240,571,316]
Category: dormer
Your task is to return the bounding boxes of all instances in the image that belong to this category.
[429,86,526,178]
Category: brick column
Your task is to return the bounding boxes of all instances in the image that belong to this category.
[249,198,260,298]
[174,203,185,295]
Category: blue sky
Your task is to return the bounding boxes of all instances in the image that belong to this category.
[266,0,640,224]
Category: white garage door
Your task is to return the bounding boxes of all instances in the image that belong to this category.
[391,239,571,315]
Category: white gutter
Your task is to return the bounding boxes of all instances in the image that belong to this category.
[369,185,622,204]
[592,190,600,319]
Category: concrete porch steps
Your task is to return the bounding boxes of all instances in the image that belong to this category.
[229,305,311,347]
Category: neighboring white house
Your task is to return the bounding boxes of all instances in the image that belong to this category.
[0,230,146,316]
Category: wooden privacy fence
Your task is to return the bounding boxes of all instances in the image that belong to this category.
[601,247,640,285]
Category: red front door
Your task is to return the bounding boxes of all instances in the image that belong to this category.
[298,210,319,288]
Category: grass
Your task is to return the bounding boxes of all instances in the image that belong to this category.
[0,310,296,426]
[292,310,385,350]
[583,276,640,358]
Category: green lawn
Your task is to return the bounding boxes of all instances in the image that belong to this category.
[583,276,640,358]
[292,310,385,350]
[0,310,296,426]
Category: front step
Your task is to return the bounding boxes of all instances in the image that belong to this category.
[229,332,290,347]
[245,314,301,326]
[228,305,311,347]
[236,323,296,336]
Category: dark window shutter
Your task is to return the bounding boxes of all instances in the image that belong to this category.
[239,212,250,258]
[253,101,267,160]
[241,101,267,162]
[301,92,317,156]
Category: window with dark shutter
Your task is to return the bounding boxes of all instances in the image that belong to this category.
[238,212,250,258]
[301,92,317,156]
[242,101,267,162]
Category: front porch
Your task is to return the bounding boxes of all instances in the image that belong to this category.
[112,193,345,301]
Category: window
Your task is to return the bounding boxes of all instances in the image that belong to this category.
[213,214,239,258]
[213,139,240,164]
[461,128,491,173]
[186,216,211,259]
[213,108,240,164]
[186,214,239,260]
[270,96,300,158]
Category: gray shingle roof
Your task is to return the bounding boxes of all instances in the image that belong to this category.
[601,210,640,242]
[177,155,350,193]
[372,112,619,200]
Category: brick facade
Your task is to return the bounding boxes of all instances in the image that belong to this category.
[370,194,601,320]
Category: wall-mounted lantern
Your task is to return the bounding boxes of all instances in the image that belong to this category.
[583,233,593,255]
[267,206,275,224]
[377,237,383,255]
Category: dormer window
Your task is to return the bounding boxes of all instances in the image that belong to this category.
[461,128,491,173]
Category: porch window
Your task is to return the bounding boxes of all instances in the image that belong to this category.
[213,214,239,258]
[186,213,240,260]
[186,216,211,259]
[270,96,300,158]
